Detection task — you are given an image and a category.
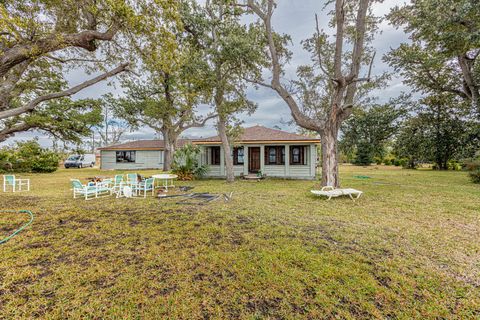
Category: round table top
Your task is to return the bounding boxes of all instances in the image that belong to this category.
[151,174,178,179]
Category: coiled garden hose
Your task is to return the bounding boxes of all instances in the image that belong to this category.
[0,210,34,244]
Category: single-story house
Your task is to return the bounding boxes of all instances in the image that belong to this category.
[98,125,320,179]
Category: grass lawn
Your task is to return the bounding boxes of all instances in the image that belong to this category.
[0,166,479,319]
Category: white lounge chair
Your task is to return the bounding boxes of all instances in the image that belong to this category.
[311,186,363,200]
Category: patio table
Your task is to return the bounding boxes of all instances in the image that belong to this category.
[152,174,178,191]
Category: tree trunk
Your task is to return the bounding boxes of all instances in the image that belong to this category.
[162,129,178,171]
[320,125,340,187]
[217,116,234,183]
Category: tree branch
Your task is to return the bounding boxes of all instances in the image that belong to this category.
[0,24,119,77]
[247,0,323,131]
[181,113,218,130]
[0,122,35,143]
[342,0,370,117]
[0,63,129,120]
[315,13,330,77]
[44,55,106,64]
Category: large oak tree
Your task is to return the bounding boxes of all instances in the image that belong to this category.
[385,0,480,116]
[182,0,265,182]
[244,0,380,187]
[0,0,175,143]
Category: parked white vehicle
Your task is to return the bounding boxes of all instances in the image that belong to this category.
[64,154,96,168]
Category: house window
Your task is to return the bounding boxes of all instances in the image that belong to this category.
[290,146,306,165]
[116,151,136,163]
[233,147,244,165]
[210,146,221,165]
[269,147,276,163]
[265,146,285,165]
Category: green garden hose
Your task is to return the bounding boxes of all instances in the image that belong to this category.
[0,210,34,244]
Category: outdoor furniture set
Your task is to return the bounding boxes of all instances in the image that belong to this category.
[70,173,178,200]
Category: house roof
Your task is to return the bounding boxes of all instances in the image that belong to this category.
[194,125,320,144]
[98,139,192,151]
[98,125,320,151]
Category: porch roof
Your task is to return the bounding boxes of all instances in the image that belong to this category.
[98,125,320,151]
[193,125,321,144]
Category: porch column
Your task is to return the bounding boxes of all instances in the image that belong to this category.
[198,147,205,166]
[220,146,225,176]
[260,145,265,174]
[285,144,290,176]
[243,146,249,175]
[310,144,316,177]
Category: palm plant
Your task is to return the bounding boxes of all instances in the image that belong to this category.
[171,144,209,180]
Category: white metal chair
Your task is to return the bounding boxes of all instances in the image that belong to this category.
[3,175,30,192]
[134,177,155,198]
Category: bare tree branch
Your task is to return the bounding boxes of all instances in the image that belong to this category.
[315,13,330,77]
[247,0,323,131]
[44,55,106,64]
[181,113,218,130]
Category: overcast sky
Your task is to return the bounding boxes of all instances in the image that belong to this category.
[6,0,410,148]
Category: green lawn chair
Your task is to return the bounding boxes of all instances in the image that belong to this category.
[3,175,30,192]
[70,179,112,200]
[126,173,138,186]
[135,177,155,198]
[112,174,125,195]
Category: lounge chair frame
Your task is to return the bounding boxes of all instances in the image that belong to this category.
[311,186,363,201]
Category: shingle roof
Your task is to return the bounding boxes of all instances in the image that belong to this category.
[98,126,320,150]
[98,139,192,151]
[194,125,320,143]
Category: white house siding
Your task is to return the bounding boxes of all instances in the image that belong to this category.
[233,165,244,176]
[199,144,318,179]
[100,150,164,170]
[289,165,311,178]
[263,165,285,176]
[208,165,222,176]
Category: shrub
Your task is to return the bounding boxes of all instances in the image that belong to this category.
[462,160,480,171]
[353,142,374,166]
[373,157,383,165]
[171,144,209,180]
[447,160,462,171]
[0,140,60,173]
[31,153,60,173]
[398,158,408,167]
[469,170,480,184]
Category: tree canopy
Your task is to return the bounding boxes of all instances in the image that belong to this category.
[386,0,480,115]
[0,0,177,143]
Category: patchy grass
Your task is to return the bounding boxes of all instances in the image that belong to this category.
[0,166,479,319]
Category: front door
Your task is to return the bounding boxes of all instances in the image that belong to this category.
[248,147,261,173]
